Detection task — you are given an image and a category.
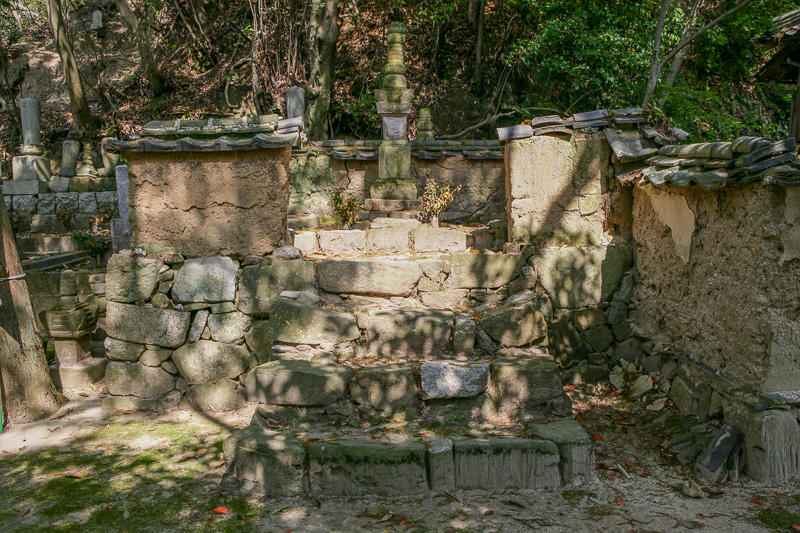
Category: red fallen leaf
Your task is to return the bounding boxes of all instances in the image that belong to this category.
[751,498,763,505]
[213,507,230,514]
[616,499,624,505]
[595,463,608,470]
[695,516,705,519]
[608,472,618,477]
[791,525,800,531]
[66,468,74,471]
[399,520,406,525]
[1,451,8,454]
[629,530,638,532]
[107,506,114,509]
[651,376,657,385]
[641,471,650,477]
[22,509,30,516]
[592,434,603,441]
[622,461,634,466]
[766,491,774,495]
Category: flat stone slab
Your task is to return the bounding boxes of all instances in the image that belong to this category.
[366,227,409,254]
[366,308,454,357]
[490,355,564,419]
[453,438,561,489]
[105,254,163,303]
[246,360,352,405]
[411,227,467,252]
[317,260,422,296]
[183,383,246,411]
[105,362,175,398]
[207,311,252,343]
[223,427,306,497]
[172,340,251,384]
[106,302,190,348]
[350,365,417,416]
[533,245,631,308]
[264,299,359,345]
[527,419,596,485]
[308,439,428,496]
[428,439,455,491]
[172,257,239,303]
[446,253,524,289]
[317,230,366,255]
[420,362,489,399]
[237,260,316,315]
[479,300,547,347]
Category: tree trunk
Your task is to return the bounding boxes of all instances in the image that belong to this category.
[47,0,95,139]
[305,0,339,140]
[642,0,670,109]
[657,0,703,109]
[474,0,486,89]
[0,197,65,428]
[113,0,164,97]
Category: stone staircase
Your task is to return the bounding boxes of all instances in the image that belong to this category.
[222,218,598,495]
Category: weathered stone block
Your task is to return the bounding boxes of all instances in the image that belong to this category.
[187,309,209,343]
[366,227,409,253]
[317,260,422,297]
[139,347,172,367]
[78,192,97,213]
[528,419,596,485]
[223,427,306,496]
[480,300,546,347]
[207,311,252,344]
[411,227,467,252]
[13,195,36,213]
[419,289,469,308]
[172,340,250,384]
[308,439,428,496]
[183,383,246,411]
[582,325,613,352]
[491,355,564,419]
[421,362,489,399]
[12,155,50,182]
[37,194,55,215]
[350,365,417,416]
[96,191,117,214]
[573,308,605,330]
[245,359,351,405]
[366,308,454,357]
[446,253,524,289]
[244,321,274,363]
[533,245,631,308]
[293,232,319,255]
[172,257,239,303]
[318,230,366,255]
[427,439,455,491]
[105,362,175,398]
[237,260,315,315]
[453,438,560,489]
[105,254,163,303]
[548,317,593,367]
[104,337,145,361]
[453,315,476,356]
[106,302,190,348]
[2,179,48,195]
[264,299,359,345]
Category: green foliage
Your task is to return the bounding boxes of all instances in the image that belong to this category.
[55,206,76,230]
[755,508,800,529]
[326,186,360,228]
[420,178,461,222]
[72,231,110,259]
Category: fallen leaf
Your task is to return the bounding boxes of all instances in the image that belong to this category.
[751,498,763,505]
[213,507,231,514]
[123,509,130,519]
[791,525,800,531]
[22,509,30,516]
[616,499,624,505]
[592,434,603,441]
[641,471,650,477]
[378,513,391,522]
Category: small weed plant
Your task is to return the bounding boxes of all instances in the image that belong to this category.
[420,178,461,226]
[327,186,360,229]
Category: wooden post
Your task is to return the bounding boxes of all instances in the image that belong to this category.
[792,69,800,141]
[0,197,64,426]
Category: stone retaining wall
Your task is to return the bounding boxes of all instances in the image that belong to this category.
[3,192,118,233]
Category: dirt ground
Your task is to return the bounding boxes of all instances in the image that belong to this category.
[0,385,798,533]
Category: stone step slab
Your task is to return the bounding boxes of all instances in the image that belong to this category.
[172,257,239,304]
[237,260,315,315]
[453,438,561,490]
[366,227,409,254]
[479,300,547,347]
[308,439,428,496]
[350,365,417,417]
[245,359,352,405]
[446,253,524,289]
[420,362,489,399]
[317,260,422,297]
[222,427,307,497]
[106,302,191,348]
[318,230,366,255]
[264,299,359,345]
[366,308,454,357]
[411,227,467,252]
[172,340,250,384]
[527,419,596,485]
[490,355,565,420]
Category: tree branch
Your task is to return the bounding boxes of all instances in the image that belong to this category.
[438,110,517,140]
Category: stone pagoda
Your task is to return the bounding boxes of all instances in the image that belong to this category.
[367,22,418,212]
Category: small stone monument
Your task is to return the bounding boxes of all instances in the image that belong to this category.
[71,146,97,192]
[59,140,81,177]
[417,108,434,140]
[40,297,107,390]
[98,137,120,176]
[110,164,132,252]
[4,98,51,195]
[368,22,418,212]
[90,10,103,30]
[286,86,305,120]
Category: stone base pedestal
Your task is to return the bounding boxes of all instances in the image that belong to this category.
[11,155,50,182]
[2,180,49,195]
[69,176,96,192]
[50,357,108,391]
[378,142,411,181]
[365,199,420,212]
[370,178,417,201]
[54,336,92,365]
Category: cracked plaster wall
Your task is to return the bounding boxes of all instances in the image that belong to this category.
[289,154,505,219]
[126,149,290,258]
[633,184,800,393]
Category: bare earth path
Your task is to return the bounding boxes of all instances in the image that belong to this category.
[0,386,797,532]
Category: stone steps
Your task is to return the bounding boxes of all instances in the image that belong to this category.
[222,418,596,497]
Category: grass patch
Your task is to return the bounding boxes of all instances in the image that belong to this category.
[562,489,596,502]
[755,508,800,529]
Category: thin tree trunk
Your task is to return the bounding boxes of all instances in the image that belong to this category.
[305,0,338,140]
[113,0,164,96]
[657,0,703,109]
[474,0,485,89]
[642,0,670,109]
[0,198,65,427]
[47,0,95,138]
